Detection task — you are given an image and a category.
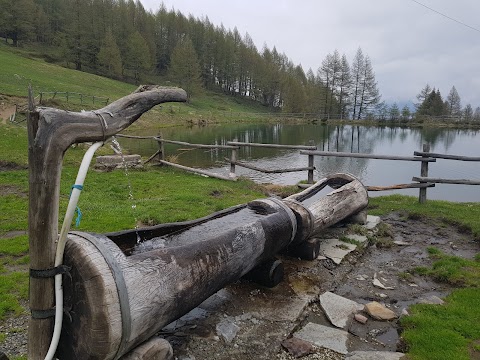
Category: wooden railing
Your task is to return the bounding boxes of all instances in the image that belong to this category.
[116,135,480,203]
[38,91,109,106]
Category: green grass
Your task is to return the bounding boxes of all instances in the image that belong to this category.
[369,194,480,239]
[0,43,134,100]
[369,195,480,359]
[413,247,480,287]
[402,288,480,360]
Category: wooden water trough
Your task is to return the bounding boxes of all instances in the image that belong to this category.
[27,86,368,360]
[58,173,367,360]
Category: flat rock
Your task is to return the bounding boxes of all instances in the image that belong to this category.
[365,215,381,230]
[364,302,397,321]
[216,317,240,343]
[281,337,314,358]
[294,322,349,355]
[418,295,445,305]
[320,239,357,265]
[254,296,310,322]
[95,154,143,170]
[319,291,364,329]
[354,314,368,324]
[347,351,405,359]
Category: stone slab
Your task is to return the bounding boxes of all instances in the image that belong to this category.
[319,291,364,329]
[365,215,381,230]
[347,350,405,360]
[294,322,349,355]
[320,239,357,264]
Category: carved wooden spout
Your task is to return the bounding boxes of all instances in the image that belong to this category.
[27,86,187,360]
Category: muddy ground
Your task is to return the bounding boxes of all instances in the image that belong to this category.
[158,212,478,359]
[0,212,478,359]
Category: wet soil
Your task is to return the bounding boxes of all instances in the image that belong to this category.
[162,212,479,359]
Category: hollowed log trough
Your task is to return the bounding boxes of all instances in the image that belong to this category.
[58,174,367,359]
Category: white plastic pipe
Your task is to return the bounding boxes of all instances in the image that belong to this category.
[44,141,104,360]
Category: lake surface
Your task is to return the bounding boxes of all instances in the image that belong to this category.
[120,123,480,202]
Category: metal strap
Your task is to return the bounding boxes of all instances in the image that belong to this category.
[29,264,71,278]
[31,308,56,319]
[69,231,131,360]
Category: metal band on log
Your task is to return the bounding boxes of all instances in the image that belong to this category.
[58,198,297,360]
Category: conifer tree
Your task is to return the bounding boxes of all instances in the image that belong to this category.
[124,30,152,82]
[168,36,203,99]
[446,86,462,117]
[97,28,123,78]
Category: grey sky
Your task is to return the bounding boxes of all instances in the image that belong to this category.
[139,0,480,108]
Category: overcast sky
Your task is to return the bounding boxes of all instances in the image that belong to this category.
[138,0,480,108]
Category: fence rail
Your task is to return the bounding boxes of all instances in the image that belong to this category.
[116,134,479,203]
[38,91,109,106]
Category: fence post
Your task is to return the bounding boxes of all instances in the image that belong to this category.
[230,138,237,178]
[307,140,315,184]
[157,134,165,162]
[418,143,430,204]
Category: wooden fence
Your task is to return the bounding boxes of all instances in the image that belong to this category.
[38,91,109,106]
[115,135,480,203]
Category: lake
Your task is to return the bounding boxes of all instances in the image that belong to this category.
[119,123,480,202]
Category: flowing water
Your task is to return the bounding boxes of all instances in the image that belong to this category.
[111,136,141,242]
[120,124,480,202]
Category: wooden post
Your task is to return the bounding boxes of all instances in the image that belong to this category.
[419,143,430,204]
[307,140,315,184]
[27,86,187,360]
[230,138,237,178]
[157,134,165,162]
[66,92,69,103]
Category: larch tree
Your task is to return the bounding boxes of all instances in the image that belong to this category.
[446,86,462,117]
[97,28,123,78]
[356,56,380,119]
[473,107,480,122]
[401,105,411,121]
[463,104,473,122]
[415,84,432,110]
[337,54,352,119]
[124,30,152,82]
[350,47,365,120]
[168,36,203,99]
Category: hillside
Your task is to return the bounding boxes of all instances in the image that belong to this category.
[0,44,272,128]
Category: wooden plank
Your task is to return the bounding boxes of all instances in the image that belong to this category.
[143,150,161,164]
[300,150,436,162]
[414,151,480,161]
[116,134,157,140]
[226,158,313,174]
[413,177,480,185]
[227,141,317,150]
[366,183,435,191]
[158,138,238,150]
[159,160,235,181]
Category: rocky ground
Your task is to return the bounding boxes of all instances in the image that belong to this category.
[0,212,478,359]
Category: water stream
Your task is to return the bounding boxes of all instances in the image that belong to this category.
[111,136,141,242]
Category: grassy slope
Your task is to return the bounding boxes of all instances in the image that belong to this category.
[0,43,270,123]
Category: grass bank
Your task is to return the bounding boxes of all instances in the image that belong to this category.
[369,195,480,360]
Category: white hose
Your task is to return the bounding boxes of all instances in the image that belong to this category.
[44,141,104,360]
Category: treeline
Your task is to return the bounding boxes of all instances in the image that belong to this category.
[376,85,480,124]
[0,0,382,117]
